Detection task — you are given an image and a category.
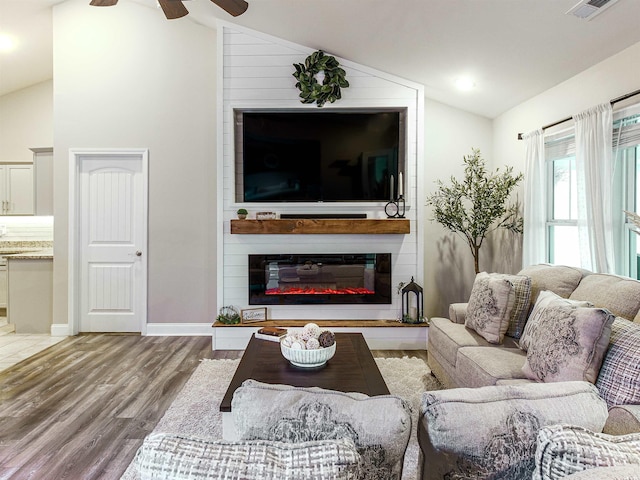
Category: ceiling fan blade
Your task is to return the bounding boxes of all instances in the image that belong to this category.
[90,0,118,6]
[211,0,249,17]
[158,0,189,19]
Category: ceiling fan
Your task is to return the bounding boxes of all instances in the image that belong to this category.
[89,0,249,20]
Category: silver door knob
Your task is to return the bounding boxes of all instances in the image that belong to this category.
[136,251,143,257]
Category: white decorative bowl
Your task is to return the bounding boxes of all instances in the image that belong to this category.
[280,341,336,368]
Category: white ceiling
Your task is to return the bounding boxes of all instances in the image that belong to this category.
[2,0,640,119]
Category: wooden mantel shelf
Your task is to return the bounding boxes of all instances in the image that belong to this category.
[230,218,410,235]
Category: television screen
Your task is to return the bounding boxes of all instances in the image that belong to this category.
[235,109,405,202]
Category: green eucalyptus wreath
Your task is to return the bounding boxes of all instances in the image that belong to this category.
[293,50,349,107]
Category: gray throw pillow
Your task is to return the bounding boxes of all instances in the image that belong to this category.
[519,290,593,351]
[231,380,412,480]
[520,295,614,384]
[135,433,363,480]
[420,381,608,480]
[532,424,640,480]
[465,272,516,344]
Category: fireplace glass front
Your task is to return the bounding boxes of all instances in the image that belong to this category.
[248,253,392,305]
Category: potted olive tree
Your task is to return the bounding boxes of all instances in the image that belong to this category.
[426,148,523,274]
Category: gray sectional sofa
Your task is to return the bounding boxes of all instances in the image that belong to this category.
[421,264,640,479]
[133,380,413,480]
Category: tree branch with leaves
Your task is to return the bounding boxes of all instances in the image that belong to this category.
[426,148,523,273]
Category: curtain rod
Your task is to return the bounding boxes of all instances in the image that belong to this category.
[517,87,640,140]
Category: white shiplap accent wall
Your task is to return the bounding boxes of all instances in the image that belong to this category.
[218,22,424,321]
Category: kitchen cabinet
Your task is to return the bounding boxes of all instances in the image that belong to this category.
[0,164,34,215]
[31,148,53,216]
[7,257,53,333]
[0,258,6,309]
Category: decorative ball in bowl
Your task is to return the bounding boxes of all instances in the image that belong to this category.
[280,323,336,368]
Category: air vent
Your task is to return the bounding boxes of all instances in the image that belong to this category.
[566,0,621,20]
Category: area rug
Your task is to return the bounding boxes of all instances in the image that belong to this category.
[120,356,442,480]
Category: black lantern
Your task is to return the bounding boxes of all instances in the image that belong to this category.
[401,276,423,323]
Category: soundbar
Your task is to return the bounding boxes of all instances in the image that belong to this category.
[279,213,368,219]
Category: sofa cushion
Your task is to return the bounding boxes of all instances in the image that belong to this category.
[419,381,608,480]
[465,272,516,344]
[570,274,640,321]
[517,264,586,307]
[596,317,640,408]
[456,346,528,387]
[429,317,519,368]
[532,424,640,480]
[520,296,614,383]
[519,290,594,352]
[231,380,412,480]
[134,433,363,480]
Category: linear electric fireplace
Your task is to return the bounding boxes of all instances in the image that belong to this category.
[248,253,392,305]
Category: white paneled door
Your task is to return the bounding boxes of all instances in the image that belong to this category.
[76,151,148,332]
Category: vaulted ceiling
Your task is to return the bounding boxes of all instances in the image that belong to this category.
[2,0,640,118]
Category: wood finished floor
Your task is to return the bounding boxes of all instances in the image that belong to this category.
[0,333,427,480]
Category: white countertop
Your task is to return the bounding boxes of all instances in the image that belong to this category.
[0,241,53,260]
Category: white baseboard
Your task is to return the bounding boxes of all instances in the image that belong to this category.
[47,323,212,337]
[145,323,214,336]
[212,326,428,351]
[50,324,70,336]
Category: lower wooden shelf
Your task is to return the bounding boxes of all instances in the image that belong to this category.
[230,218,410,235]
[212,319,428,328]
[211,319,429,350]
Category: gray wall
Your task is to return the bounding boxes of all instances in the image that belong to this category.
[52,0,217,327]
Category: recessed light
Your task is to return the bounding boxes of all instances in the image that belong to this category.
[0,33,17,53]
[454,76,476,92]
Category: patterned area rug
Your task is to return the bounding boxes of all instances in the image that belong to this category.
[121,356,442,480]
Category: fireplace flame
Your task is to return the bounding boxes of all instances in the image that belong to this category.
[265,287,375,295]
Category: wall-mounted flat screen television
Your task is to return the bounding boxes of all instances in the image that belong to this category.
[234,108,406,202]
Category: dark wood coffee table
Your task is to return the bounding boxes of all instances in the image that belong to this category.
[220,332,389,439]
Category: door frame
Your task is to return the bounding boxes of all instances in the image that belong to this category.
[68,148,149,335]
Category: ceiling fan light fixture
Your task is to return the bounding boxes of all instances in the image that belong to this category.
[211,0,249,17]
[89,0,248,19]
[89,0,119,6]
[157,0,189,20]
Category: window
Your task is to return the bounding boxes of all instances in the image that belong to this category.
[615,112,640,278]
[545,130,580,267]
[545,109,640,277]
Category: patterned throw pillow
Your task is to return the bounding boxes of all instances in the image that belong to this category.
[231,380,412,480]
[520,296,614,384]
[596,317,640,408]
[420,381,608,480]
[134,433,363,480]
[502,273,532,339]
[532,424,640,480]
[464,272,517,344]
[519,290,593,351]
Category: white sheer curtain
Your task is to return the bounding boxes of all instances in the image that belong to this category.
[522,129,546,267]
[573,103,614,273]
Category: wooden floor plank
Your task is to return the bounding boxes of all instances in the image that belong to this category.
[0,333,426,479]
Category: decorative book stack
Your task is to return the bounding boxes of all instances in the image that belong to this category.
[255,326,288,342]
